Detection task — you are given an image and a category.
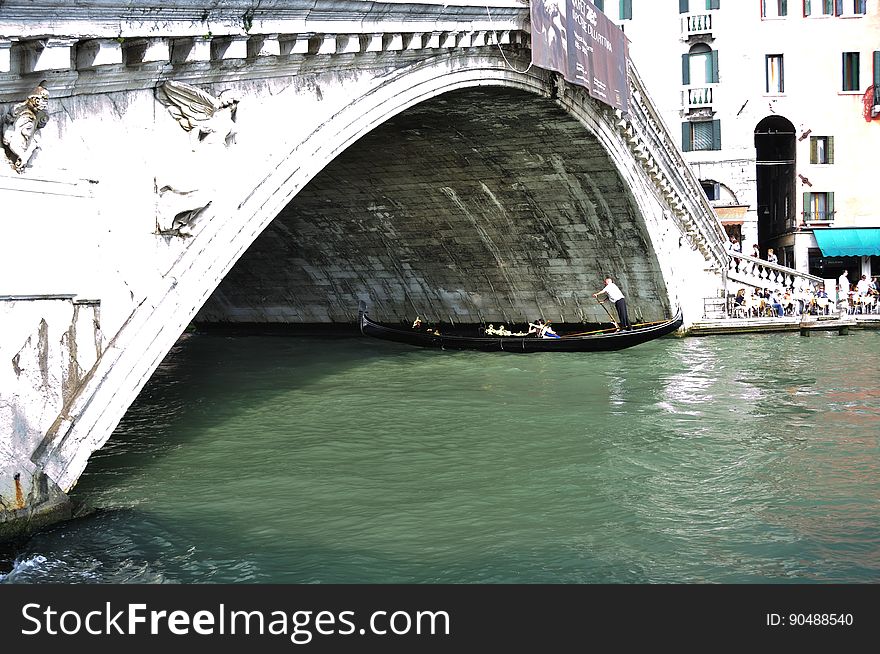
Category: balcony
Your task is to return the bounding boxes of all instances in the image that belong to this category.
[803,211,835,227]
[682,85,716,110]
[681,12,714,40]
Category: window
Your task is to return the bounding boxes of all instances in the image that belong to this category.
[835,0,867,15]
[682,120,722,151]
[683,44,719,85]
[593,0,605,11]
[766,55,784,93]
[682,0,721,10]
[762,0,788,17]
[809,136,834,164]
[803,0,834,16]
[619,0,632,20]
[874,51,880,106]
[701,180,721,200]
[834,0,867,16]
[842,52,860,91]
[803,192,834,223]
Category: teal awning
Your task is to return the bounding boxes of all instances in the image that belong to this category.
[813,228,880,257]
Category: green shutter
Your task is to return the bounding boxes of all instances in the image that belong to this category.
[682,53,690,85]
[707,0,720,9]
[827,136,834,164]
[827,192,834,220]
[809,136,817,164]
[620,0,632,19]
[680,0,689,13]
[803,192,811,221]
[873,51,880,86]
[804,0,811,15]
[711,119,721,149]
[709,50,719,83]
[682,123,692,152]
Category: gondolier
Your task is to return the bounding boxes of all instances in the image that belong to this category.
[593,276,631,331]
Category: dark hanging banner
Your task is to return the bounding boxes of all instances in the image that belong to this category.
[530,0,630,113]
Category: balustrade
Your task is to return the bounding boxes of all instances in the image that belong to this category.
[727,253,824,296]
[683,85,715,109]
[681,12,713,37]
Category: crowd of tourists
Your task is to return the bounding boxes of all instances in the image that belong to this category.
[731,272,879,318]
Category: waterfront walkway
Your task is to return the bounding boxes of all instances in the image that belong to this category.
[687,314,880,336]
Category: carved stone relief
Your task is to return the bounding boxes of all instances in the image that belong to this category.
[2,81,50,173]
[153,80,241,237]
[155,79,240,149]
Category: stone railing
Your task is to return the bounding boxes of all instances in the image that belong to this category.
[726,253,825,296]
[681,12,714,38]
[682,85,716,109]
[0,0,527,98]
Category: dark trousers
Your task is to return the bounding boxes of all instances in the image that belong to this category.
[614,298,631,329]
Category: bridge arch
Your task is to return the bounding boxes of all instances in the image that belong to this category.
[35,48,712,501]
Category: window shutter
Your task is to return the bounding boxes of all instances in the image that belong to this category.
[834,0,842,15]
[682,123,692,152]
[711,119,721,149]
[809,137,817,164]
[709,50,719,83]
[803,192,811,220]
[620,0,632,20]
[680,0,689,13]
[595,0,604,10]
[827,136,834,164]
[682,53,691,85]
[873,51,880,86]
[803,0,811,16]
[827,192,834,220]
[780,0,788,15]
[707,0,720,9]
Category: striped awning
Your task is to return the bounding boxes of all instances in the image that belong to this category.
[714,206,748,225]
[813,228,880,257]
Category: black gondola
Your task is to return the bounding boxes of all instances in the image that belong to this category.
[358,304,684,352]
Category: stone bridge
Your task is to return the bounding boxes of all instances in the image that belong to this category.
[0,0,731,539]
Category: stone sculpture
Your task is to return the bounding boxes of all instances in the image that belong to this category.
[2,81,50,173]
[155,79,240,148]
[153,80,241,237]
[155,182,212,237]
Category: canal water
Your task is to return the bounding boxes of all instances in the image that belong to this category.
[2,330,879,583]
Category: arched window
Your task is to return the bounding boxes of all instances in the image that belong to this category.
[682,44,718,86]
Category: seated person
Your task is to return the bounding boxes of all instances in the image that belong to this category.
[768,291,785,318]
[538,320,560,338]
[733,289,746,307]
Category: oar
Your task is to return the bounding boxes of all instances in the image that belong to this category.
[596,298,619,330]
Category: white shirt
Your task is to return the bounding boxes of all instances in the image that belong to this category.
[838,274,848,292]
[599,282,624,303]
[857,279,870,296]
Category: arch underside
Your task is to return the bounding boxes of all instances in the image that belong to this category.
[197,87,667,327]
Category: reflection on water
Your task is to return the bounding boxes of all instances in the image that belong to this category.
[3,330,879,583]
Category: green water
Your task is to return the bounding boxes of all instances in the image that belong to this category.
[2,330,879,583]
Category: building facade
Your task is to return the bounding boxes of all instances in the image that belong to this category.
[593,0,880,284]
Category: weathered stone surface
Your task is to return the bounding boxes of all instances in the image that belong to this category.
[197,88,666,325]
